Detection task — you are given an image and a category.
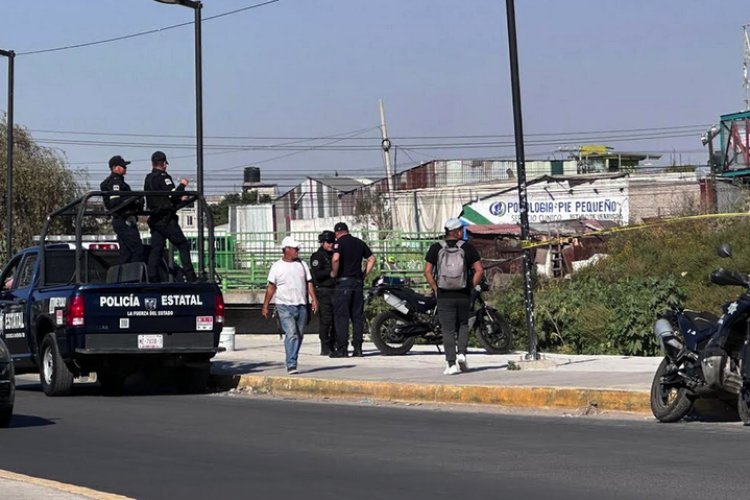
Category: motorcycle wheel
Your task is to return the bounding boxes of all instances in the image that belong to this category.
[650,357,693,423]
[370,311,416,356]
[737,388,750,426]
[475,309,513,354]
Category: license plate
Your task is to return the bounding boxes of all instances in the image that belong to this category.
[196,316,214,331]
[138,334,163,349]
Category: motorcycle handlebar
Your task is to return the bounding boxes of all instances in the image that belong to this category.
[710,268,750,288]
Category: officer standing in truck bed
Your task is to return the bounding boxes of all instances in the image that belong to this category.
[101,155,144,264]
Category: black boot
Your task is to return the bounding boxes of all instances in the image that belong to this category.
[352,345,363,357]
[320,343,331,356]
[329,347,348,358]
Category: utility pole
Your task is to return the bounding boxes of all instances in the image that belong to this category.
[0,49,14,261]
[744,24,750,111]
[379,99,397,230]
[504,0,539,360]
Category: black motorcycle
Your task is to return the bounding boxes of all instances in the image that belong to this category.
[651,243,750,423]
[367,276,513,356]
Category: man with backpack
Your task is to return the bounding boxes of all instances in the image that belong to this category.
[423,218,484,375]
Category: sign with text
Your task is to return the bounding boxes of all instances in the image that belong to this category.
[466,177,629,224]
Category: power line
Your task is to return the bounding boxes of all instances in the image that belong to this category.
[28,123,708,141]
[16,0,281,56]
[31,130,703,152]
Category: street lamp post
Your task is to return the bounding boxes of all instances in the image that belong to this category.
[154,0,205,277]
[0,49,14,262]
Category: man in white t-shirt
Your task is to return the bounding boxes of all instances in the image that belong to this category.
[261,236,319,373]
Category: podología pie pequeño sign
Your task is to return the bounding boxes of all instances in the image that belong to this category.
[464,177,629,224]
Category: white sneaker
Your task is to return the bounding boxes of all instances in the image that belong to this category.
[443,364,460,375]
[457,354,468,372]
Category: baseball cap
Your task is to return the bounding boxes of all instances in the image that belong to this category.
[333,222,348,232]
[318,230,335,243]
[151,151,168,164]
[444,218,463,231]
[109,155,131,168]
[281,236,300,249]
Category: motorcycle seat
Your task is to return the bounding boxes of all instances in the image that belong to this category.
[397,287,436,312]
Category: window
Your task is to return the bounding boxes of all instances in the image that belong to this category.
[16,254,38,289]
[0,256,22,291]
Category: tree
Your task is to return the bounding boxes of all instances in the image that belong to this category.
[209,190,272,227]
[353,191,391,233]
[0,116,87,259]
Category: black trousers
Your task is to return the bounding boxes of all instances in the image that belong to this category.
[333,279,365,349]
[436,295,470,364]
[316,287,336,348]
[112,216,144,264]
[147,216,195,281]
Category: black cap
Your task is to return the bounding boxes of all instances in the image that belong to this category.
[109,155,131,168]
[318,230,335,243]
[151,151,168,164]
[334,222,348,233]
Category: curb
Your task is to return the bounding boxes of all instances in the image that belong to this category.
[234,375,652,414]
[0,469,133,500]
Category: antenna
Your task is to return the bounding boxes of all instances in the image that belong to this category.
[744,24,750,110]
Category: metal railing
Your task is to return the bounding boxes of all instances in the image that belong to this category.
[185,230,441,291]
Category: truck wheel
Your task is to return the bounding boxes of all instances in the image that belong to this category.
[177,363,211,394]
[39,333,74,397]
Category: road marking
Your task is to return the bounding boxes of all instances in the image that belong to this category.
[0,469,133,500]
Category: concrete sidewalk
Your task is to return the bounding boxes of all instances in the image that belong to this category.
[211,334,662,414]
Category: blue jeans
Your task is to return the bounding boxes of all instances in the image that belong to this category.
[277,304,307,369]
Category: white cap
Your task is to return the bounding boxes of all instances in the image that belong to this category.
[444,218,462,231]
[281,236,300,249]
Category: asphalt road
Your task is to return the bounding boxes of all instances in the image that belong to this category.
[2,380,750,500]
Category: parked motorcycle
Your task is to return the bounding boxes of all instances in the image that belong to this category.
[650,243,750,423]
[367,276,513,356]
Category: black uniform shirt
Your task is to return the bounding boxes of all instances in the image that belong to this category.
[143,168,185,214]
[100,173,142,217]
[332,234,373,280]
[425,239,481,297]
[310,247,335,288]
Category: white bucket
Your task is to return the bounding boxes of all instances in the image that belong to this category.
[219,326,236,352]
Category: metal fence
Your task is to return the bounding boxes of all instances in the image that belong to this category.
[187,231,441,291]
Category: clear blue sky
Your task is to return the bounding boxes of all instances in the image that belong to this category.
[0,0,745,194]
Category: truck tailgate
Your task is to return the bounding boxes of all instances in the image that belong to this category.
[81,283,221,335]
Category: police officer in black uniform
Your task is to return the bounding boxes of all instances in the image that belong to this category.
[330,222,376,357]
[143,151,197,282]
[100,155,144,264]
[310,230,336,355]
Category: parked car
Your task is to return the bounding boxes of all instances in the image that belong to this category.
[0,337,14,427]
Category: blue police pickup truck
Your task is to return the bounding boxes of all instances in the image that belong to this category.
[0,191,225,396]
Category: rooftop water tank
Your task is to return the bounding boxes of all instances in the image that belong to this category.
[244,166,261,183]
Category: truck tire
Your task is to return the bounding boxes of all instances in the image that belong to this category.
[39,333,74,397]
